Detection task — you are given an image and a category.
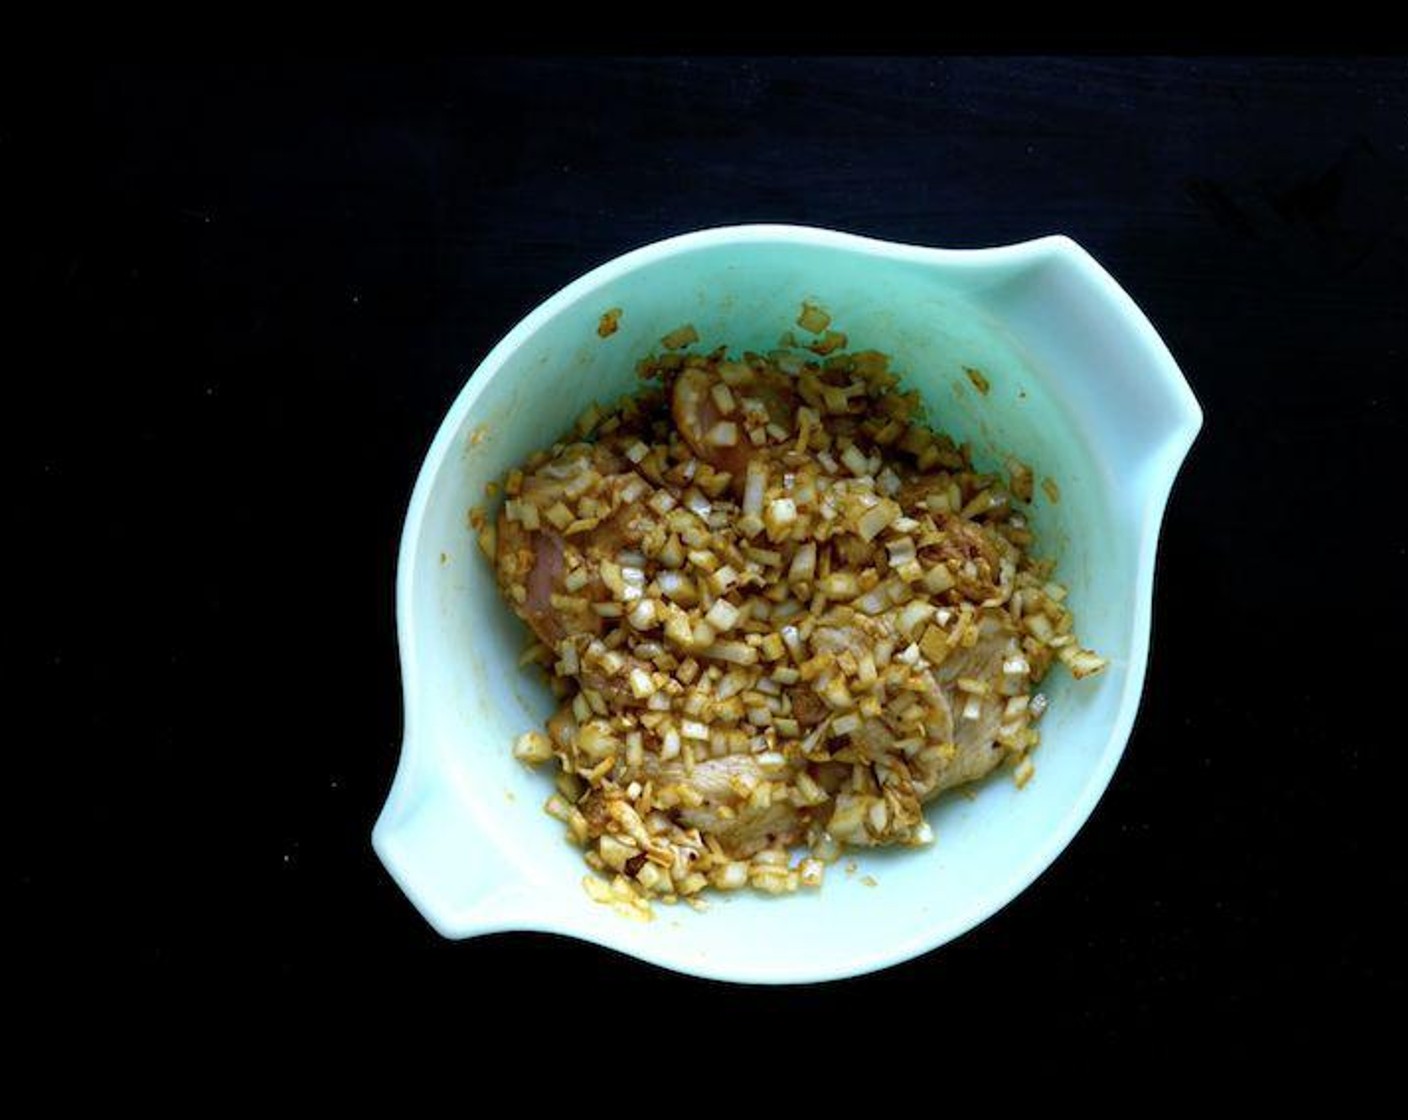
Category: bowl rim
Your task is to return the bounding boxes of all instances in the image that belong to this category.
[376,223,1203,983]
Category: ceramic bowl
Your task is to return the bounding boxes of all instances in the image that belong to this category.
[373,225,1201,983]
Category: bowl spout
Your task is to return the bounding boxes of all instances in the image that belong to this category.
[986,236,1202,480]
[373,739,541,938]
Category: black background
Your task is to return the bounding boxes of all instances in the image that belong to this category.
[13,58,1405,1063]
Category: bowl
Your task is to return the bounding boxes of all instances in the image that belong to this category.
[372,224,1201,983]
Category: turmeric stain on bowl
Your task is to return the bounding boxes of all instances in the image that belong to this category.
[597,307,623,338]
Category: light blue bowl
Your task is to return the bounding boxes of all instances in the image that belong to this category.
[374,225,1201,982]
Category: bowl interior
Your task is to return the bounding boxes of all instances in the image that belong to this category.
[384,232,1183,982]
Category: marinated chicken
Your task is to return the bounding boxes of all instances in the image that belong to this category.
[484,331,1105,910]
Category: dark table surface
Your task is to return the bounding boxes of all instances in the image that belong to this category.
[14,58,1405,1063]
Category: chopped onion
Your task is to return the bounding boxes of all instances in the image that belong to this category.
[841,443,871,476]
[705,599,741,631]
[854,587,891,616]
[490,341,1102,906]
[831,711,862,737]
[857,499,900,542]
[705,421,738,447]
[513,731,553,765]
[819,572,860,600]
[1003,656,1030,676]
[897,600,937,639]
[788,541,817,583]
[703,640,759,666]
[767,497,797,527]
[741,458,768,518]
[618,476,649,504]
[885,536,917,567]
[683,489,712,517]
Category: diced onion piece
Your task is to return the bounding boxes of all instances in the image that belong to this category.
[628,599,658,630]
[897,600,937,639]
[513,731,554,765]
[596,649,626,676]
[705,598,741,631]
[885,536,917,567]
[718,360,752,386]
[599,833,637,872]
[1060,646,1109,679]
[857,499,900,542]
[895,559,924,583]
[765,498,797,539]
[854,586,890,616]
[544,502,573,530]
[658,571,698,606]
[819,572,860,600]
[686,549,718,573]
[705,421,738,447]
[661,323,699,350]
[745,545,782,566]
[919,624,949,666]
[788,541,817,583]
[703,640,759,666]
[1025,613,1055,642]
[841,443,871,475]
[578,721,618,760]
[824,386,851,415]
[732,456,765,526]
[712,861,749,890]
[780,625,805,660]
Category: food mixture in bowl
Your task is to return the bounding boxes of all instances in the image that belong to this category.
[477,323,1105,915]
